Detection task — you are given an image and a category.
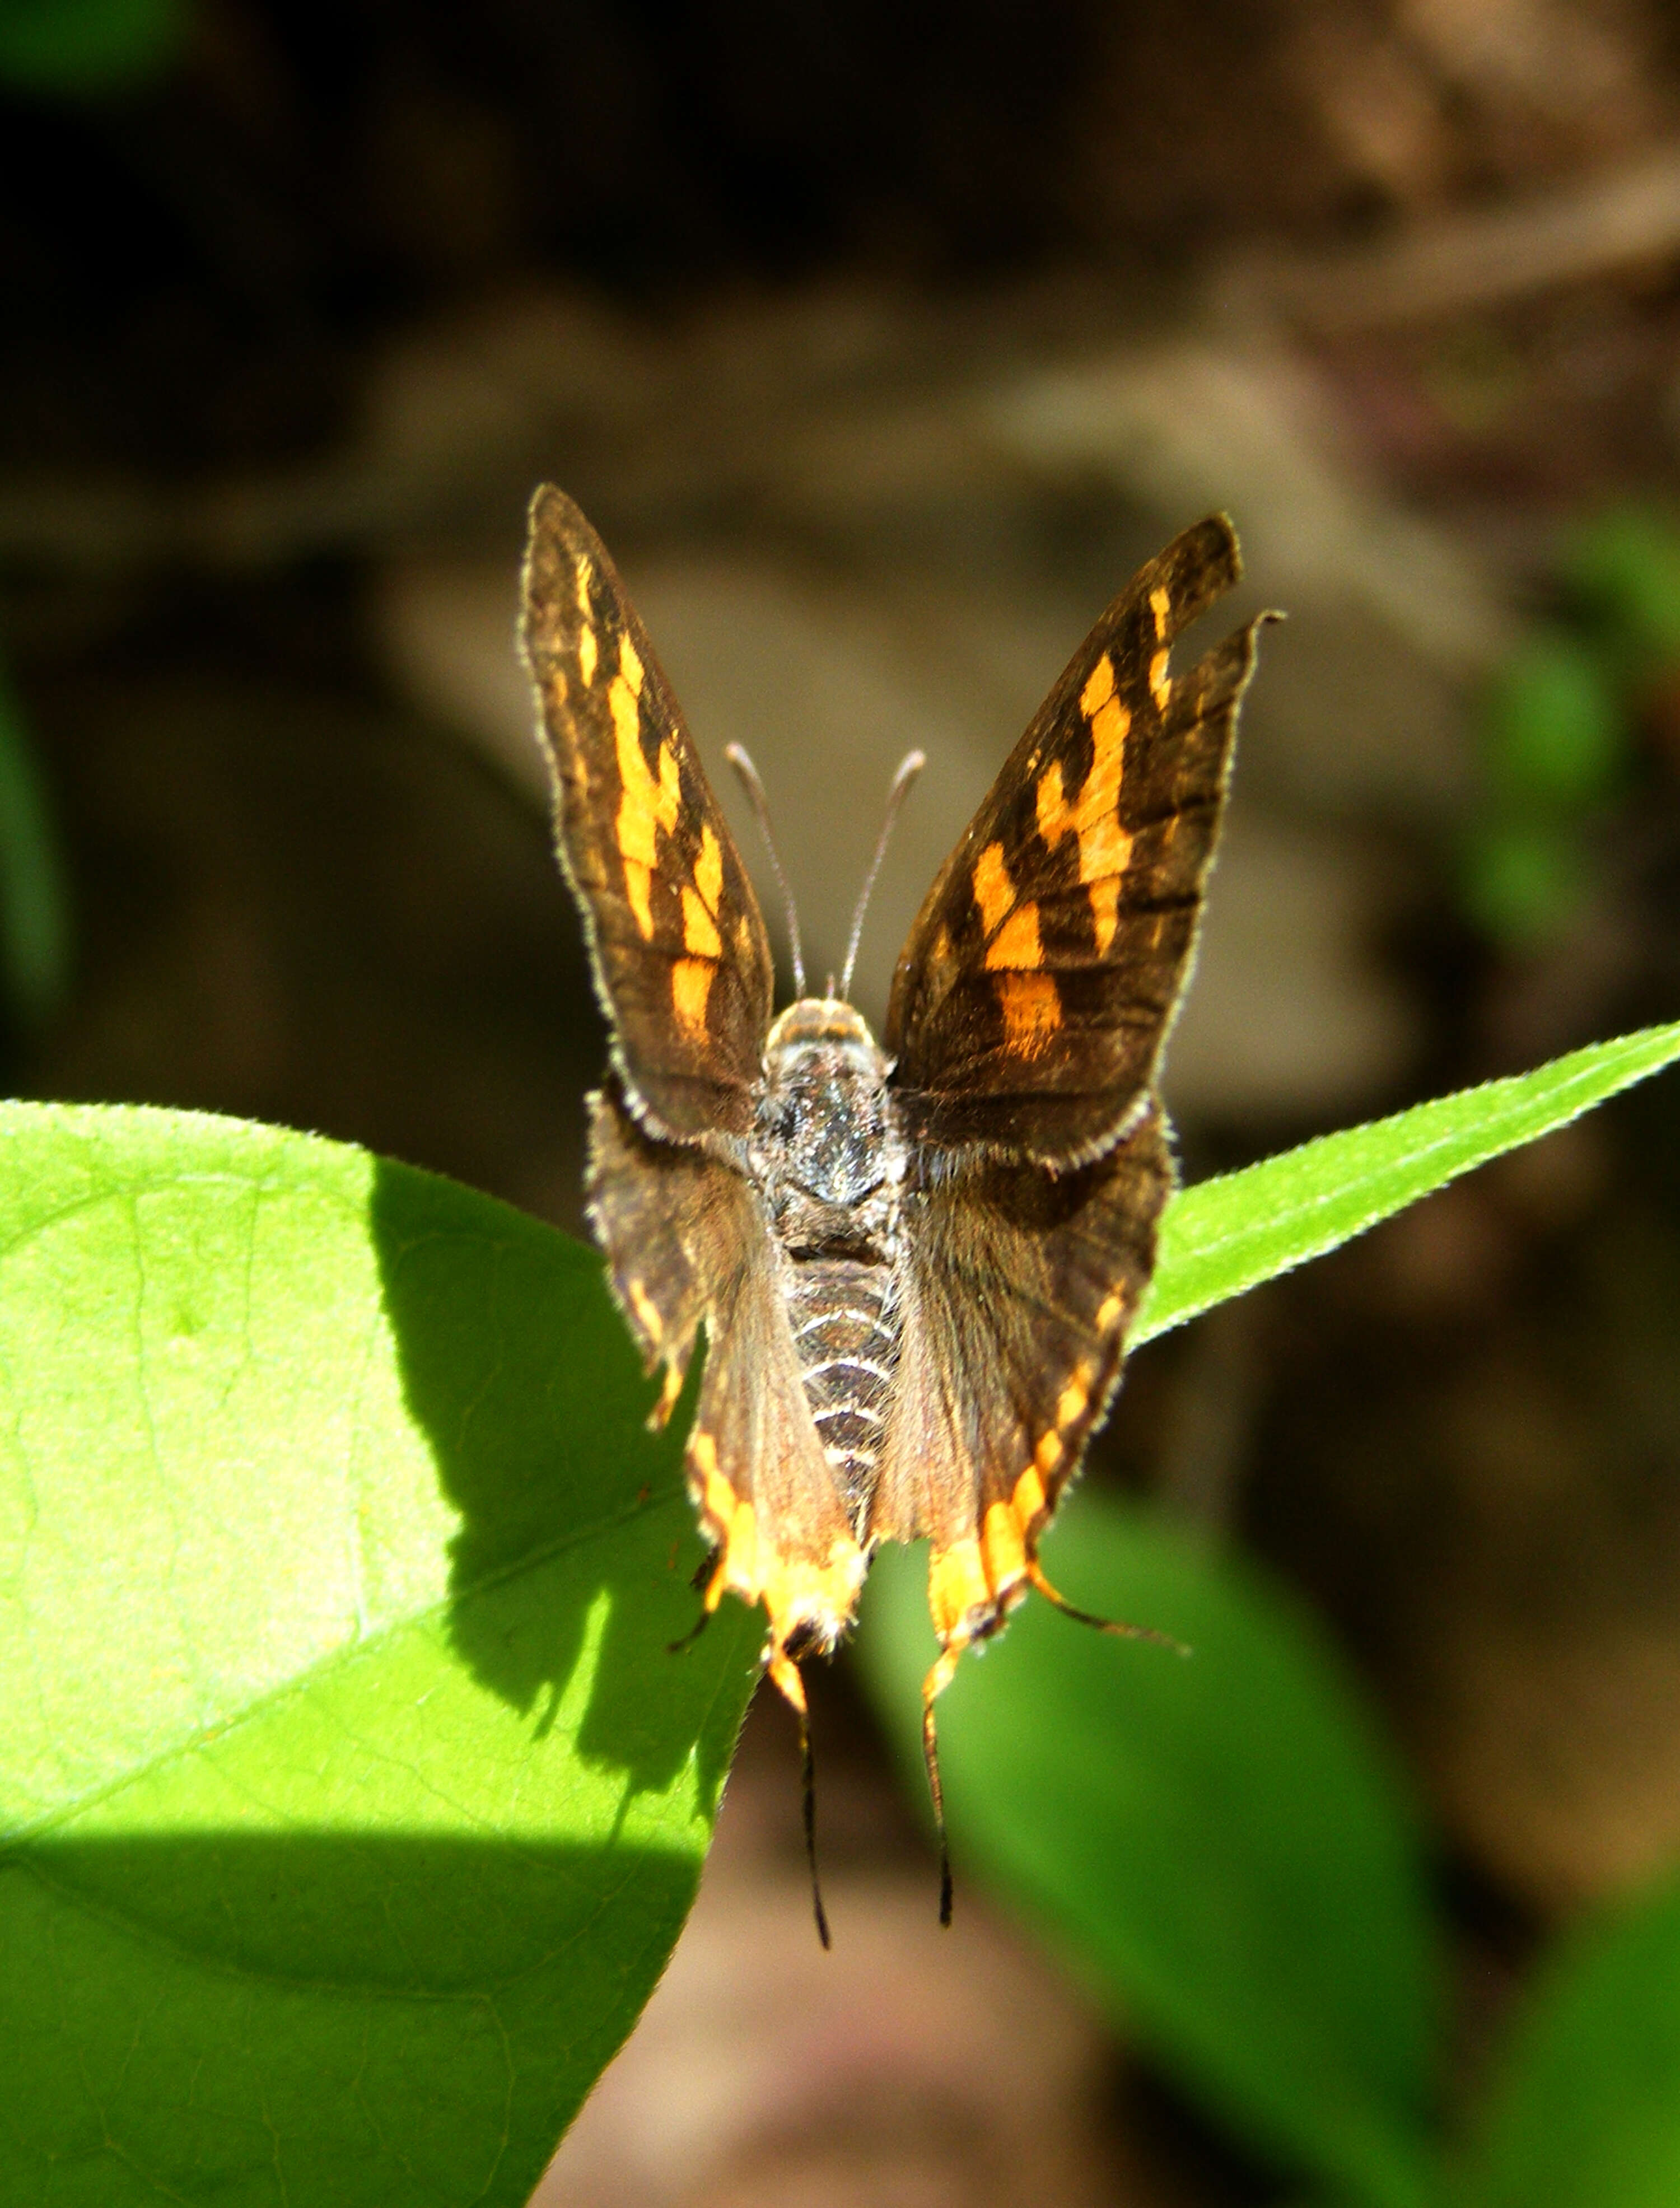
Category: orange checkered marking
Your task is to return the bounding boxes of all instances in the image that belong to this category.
[626,1276,664,1345]
[574,554,599,685]
[681,884,721,959]
[606,618,729,1030]
[1034,653,1136,956]
[612,636,678,940]
[691,1430,868,1702]
[993,970,1061,1056]
[671,956,713,1041]
[1148,583,1173,707]
[971,839,1063,1054]
[923,1339,1115,1663]
[973,842,1018,942]
[925,1491,1038,1654]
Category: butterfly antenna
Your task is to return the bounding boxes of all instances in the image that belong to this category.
[725,744,805,998]
[1028,1560,1192,1659]
[839,750,926,1001]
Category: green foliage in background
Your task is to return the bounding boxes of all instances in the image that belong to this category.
[861,1503,1680,2208]
[0,658,70,1023]
[1467,1866,1680,2208]
[1565,507,1680,679]
[862,1509,1440,2208]
[2,1020,1679,2202]
[0,0,186,90]
[1466,505,1680,947]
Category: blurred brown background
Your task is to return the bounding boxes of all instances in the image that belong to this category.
[7,2,1680,2201]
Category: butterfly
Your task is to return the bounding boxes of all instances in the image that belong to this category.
[521,487,1269,1927]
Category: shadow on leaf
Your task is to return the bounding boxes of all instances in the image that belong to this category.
[7,1833,699,2206]
[368,1153,755,1814]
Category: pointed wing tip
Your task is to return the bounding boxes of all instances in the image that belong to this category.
[525,483,609,582]
[520,487,615,662]
[527,479,580,530]
[1179,511,1243,592]
[1136,514,1244,636]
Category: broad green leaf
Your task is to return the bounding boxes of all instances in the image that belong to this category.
[0,1101,761,2206]
[1464,1866,1680,2208]
[857,1503,1443,2208]
[1139,1021,1680,1345]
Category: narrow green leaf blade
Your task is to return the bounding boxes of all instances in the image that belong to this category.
[1140,1021,1680,1343]
[1464,1868,1680,2208]
[0,1102,760,2206]
[858,1502,1443,2208]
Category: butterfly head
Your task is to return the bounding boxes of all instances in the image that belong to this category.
[759,997,900,1215]
[764,995,879,1057]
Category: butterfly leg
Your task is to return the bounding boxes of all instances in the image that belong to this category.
[666,1536,735,1655]
[1026,1557,1189,1655]
[920,1642,964,1926]
[767,1650,832,1948]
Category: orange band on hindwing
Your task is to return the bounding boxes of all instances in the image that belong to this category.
[689,1429,867,1663]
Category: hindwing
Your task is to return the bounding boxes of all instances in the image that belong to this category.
[522,486,774,1144]
[873,1105,1174,1652]
[886,515,1267,1164]
[587,1086,867,1667]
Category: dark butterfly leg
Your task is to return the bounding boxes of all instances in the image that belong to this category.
[920,1655,956,1928]
[1026,1557,1190,1656]
[768,1651,831,1949]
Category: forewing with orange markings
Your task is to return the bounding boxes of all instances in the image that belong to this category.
[885,516,1267,1165]
[589,1084,867,1660]
[522,485,774,1145]
[872,1104,1173,1651]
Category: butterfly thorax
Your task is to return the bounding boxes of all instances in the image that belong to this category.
[753,998,907,1535]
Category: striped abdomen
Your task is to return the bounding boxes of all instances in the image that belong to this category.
[787,1257,899,1534]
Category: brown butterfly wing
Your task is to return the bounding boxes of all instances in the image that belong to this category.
[872,1104,1173,1651]
[885,516,1266,1165]
[588,1086,867,1660]
[522,486,774,1145]
[878,517,1271,1664]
